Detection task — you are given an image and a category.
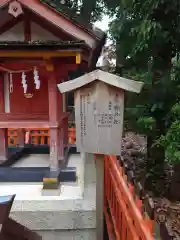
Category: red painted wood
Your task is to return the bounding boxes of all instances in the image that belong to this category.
[16,128,25,147]
[0,0,11,7]
[48,69,62,168]
[1,61,77,71]
[9,70,49,114]
[0,74,4,113]
[0,120,49,129]
[24,13,31,41]
[48,70,58,124]
[20,0,94,38]
[0,62,44,71]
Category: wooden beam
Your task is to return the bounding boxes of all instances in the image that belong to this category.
[0,62,43,71]
[0,121,49,128]
[0,74,5,113]
[4,73,10,113]
[0,15,23,35]
[44,59,54,71]
[20,0,96,48]
[0,113,48,121]
[24,13,31,41]
[76,53,81,64]
[0,51,81,59]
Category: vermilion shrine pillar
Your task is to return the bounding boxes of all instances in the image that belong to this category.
[0,75,8,162]
[63,92,68,146]
[47,61,63,170]
[16,129,25,148]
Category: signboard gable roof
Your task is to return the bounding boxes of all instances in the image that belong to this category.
[58,69,144,94]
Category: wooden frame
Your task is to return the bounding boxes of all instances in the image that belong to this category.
[0,51,82,63]
[0,0,99,48]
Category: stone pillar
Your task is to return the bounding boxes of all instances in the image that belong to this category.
[0,128,8,162]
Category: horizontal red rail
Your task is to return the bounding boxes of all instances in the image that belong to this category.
[8,128,76,145]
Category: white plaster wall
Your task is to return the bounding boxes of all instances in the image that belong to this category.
[31,22,59,41]
[0,22,24,41]
[0,21,59,42]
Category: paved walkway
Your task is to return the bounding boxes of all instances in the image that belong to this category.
[12,154,49,168]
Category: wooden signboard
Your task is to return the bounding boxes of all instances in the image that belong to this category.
[58,69,144,240]
[75,81,124,155]
[58,69,144,155]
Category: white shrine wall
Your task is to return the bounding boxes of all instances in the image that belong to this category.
[0,21,59,41]
[0,22,24,41]
[31,22,59,41]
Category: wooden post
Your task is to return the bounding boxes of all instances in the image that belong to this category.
[95,154,105,240]
[49,127,59,170]
[0,128,8,162]
[63,93,68,145]
[58,126,64,161]
[16,129,25,148]
[47,61,60,170]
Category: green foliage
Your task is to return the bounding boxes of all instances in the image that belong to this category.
[157,102,180,163]
[137,117,156,134]
[45,0,105,23]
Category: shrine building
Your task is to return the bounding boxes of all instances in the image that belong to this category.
[0,0,105,178]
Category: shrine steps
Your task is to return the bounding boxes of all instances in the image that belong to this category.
[0,154,96,239]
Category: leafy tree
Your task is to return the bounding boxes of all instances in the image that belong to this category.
[109,0,180,196]
[49,0,106,23]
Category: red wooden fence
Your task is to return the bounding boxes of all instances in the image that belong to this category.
[104,155,154,240]
[8,128,76,146]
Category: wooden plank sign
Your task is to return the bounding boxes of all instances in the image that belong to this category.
[75,81,124,154]
[58,69,144,155]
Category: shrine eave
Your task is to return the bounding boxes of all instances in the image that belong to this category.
[0,51,82,65]
[0,40,87,50]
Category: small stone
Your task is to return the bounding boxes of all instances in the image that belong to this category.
[125,141,134,149]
